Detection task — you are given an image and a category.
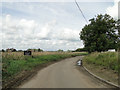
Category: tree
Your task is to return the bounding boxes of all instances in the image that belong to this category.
[38,48,43,52]
[57,49,63,52]
[12,48,17,52]
[2,49,5,52]
[118,19,120,36]
[117,19,120,50]
[75,48,87,52]
[27,49,31,51]
[80,14,118,53]
[67,50,72,52]
[18,50,23,52]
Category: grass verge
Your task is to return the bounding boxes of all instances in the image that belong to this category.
[83,52,118,85]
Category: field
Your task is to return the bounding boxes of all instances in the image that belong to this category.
[2,51,88,88]
[83,52,119,84]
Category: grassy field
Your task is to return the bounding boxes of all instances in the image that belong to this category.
[2,51,88,83]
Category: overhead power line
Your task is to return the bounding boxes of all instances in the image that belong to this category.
[75,0,88,24]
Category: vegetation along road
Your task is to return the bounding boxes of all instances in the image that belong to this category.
[18,56,112,88]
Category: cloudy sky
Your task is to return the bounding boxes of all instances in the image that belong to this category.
[0,0,119,51]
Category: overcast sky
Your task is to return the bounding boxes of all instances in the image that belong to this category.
[0,0,119,51]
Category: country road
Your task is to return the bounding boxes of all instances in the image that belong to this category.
[18,56,111,88]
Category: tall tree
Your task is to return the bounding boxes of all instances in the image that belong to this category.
[118,19,120,35]
[80,14,117,53]
[117,19,120,49]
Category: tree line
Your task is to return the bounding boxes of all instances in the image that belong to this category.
[1,48,44,52]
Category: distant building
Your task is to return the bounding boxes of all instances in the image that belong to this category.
[108,49,116,52]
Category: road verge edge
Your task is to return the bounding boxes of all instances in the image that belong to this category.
[82,65,119,88]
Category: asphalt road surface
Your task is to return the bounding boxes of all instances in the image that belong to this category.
[18,56,110,88]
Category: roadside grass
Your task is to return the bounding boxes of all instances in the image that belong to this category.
[2,52,88,82]
[83,52,118,85]
[83,52,118,72]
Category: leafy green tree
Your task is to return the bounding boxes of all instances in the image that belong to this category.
[12,49,17,52]
[27,49,31,51]
[117,19,120,50]
[2,49,5,52]
[38,48,43,52]
[80,14,118,53]
[75,48,87,52]
[57,49,64,52]
[118,19,120,35]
